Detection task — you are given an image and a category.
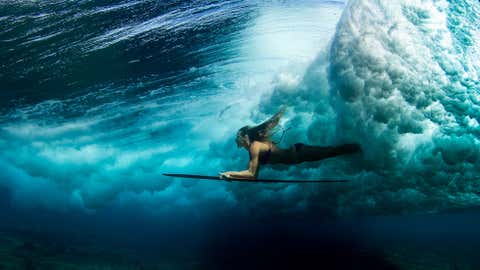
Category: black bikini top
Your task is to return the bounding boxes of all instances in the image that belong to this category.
[259,146,271,165]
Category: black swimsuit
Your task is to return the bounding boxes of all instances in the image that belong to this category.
[294,143,304,152]
[259,147,271,165]
[258,143,304,165]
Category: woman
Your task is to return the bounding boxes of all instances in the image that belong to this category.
[219,107,361,180]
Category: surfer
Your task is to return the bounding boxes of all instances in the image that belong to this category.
[219,107,361,180]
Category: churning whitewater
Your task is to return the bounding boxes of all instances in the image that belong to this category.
[0,0,479,219]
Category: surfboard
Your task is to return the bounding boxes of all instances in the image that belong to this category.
[163,173,349,183]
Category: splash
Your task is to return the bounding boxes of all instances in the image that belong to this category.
[328,0,480,213]
[1,0,479,218]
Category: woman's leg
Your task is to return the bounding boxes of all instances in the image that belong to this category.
[294,143,361,163]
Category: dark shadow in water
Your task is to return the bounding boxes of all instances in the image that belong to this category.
[201,220,399,270]
[3,201,480,269]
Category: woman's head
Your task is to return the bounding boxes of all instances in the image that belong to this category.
[235,107,284,148]
[236,124,271,148]
[236,126,250,148]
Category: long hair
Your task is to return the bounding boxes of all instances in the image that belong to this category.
[238,107,285,143]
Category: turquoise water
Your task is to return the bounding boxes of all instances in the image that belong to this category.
[1,0,480,268]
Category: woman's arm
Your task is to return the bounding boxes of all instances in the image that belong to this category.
[220,144,260,180]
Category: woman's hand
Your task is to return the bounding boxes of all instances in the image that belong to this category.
[219,171,233,180]
[220,170,257,180]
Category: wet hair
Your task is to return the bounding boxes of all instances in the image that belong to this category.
[237,125,271,142]
[237,107,285,143]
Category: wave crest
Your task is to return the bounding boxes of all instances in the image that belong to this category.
[329,0,480,211]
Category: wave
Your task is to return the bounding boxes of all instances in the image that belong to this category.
[1,0,479,218]
[328,0,480,213]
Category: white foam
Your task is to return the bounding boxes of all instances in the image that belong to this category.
[327,0,480,213]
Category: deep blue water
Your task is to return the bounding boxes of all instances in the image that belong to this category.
[1,0,480,268]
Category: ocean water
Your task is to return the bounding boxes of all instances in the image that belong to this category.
[1,0,480,269]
